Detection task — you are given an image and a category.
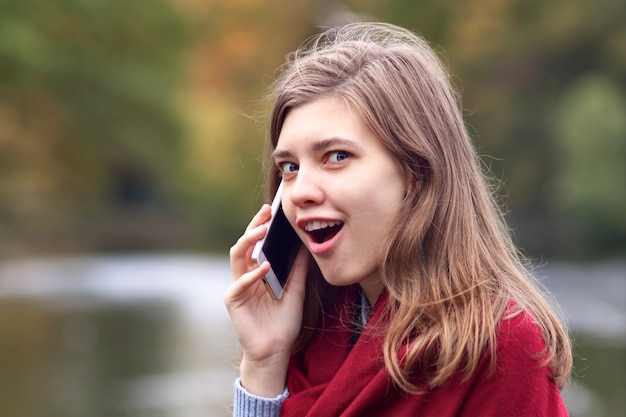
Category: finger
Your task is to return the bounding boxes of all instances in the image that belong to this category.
[225,261,271,304]
[230,223,267,263]
[245,204,272,232]
[230,205,271,272]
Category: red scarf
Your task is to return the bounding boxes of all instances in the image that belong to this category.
[282,285,569,417]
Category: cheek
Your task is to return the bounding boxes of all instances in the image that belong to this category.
[355,195,402,233]
[376,178,406,208]
[343,174,404,219]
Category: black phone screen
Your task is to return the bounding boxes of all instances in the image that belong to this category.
[262,204,301,286]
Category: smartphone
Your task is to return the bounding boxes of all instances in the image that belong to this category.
[251,181,302,300]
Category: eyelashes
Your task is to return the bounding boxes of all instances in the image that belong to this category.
[327,150,350,163]
[276,150,352,175]
[278,161,299,174]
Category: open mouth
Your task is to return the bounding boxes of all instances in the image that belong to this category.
[305,220,344,244]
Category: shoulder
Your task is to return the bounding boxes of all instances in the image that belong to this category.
[494,307,550,371]
[455,308,568,416]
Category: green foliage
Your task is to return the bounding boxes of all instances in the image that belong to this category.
[552,75,626,255]
[0,0,623,258]
[0,0,193,254]
[364,0,626,259]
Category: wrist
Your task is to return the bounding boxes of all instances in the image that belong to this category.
[240,353,290,397]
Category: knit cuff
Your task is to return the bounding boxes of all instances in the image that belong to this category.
[233,378,288,417]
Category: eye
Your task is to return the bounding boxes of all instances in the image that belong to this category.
[278,161,299,174]
[327,151,350,163]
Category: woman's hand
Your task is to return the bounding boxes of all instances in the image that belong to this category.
[224,204,309,397]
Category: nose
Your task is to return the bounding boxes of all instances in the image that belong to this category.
[287,168,324,208]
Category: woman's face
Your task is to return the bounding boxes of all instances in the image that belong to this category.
[273,96,406,304]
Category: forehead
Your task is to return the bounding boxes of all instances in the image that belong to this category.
[275,96,373,151]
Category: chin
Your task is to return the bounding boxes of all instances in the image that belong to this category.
[319,271,358,288]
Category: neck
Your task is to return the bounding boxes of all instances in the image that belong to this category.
[358,280,384,306]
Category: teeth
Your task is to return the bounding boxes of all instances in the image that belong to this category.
[304,220,341,232]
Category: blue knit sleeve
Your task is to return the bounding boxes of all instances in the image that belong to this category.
[233,378,288,417]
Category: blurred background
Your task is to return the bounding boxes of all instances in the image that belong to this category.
[0,0,623,416]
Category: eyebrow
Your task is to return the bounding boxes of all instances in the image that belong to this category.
[272,137,362,160]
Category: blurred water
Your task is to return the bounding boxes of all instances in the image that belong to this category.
[0,255,237,417]
[0,255,623,417]
[538,261,626,344]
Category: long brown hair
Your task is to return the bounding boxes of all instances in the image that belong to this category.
[264,22,571,393]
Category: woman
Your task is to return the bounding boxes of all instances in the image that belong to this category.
[225,22,572,417]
